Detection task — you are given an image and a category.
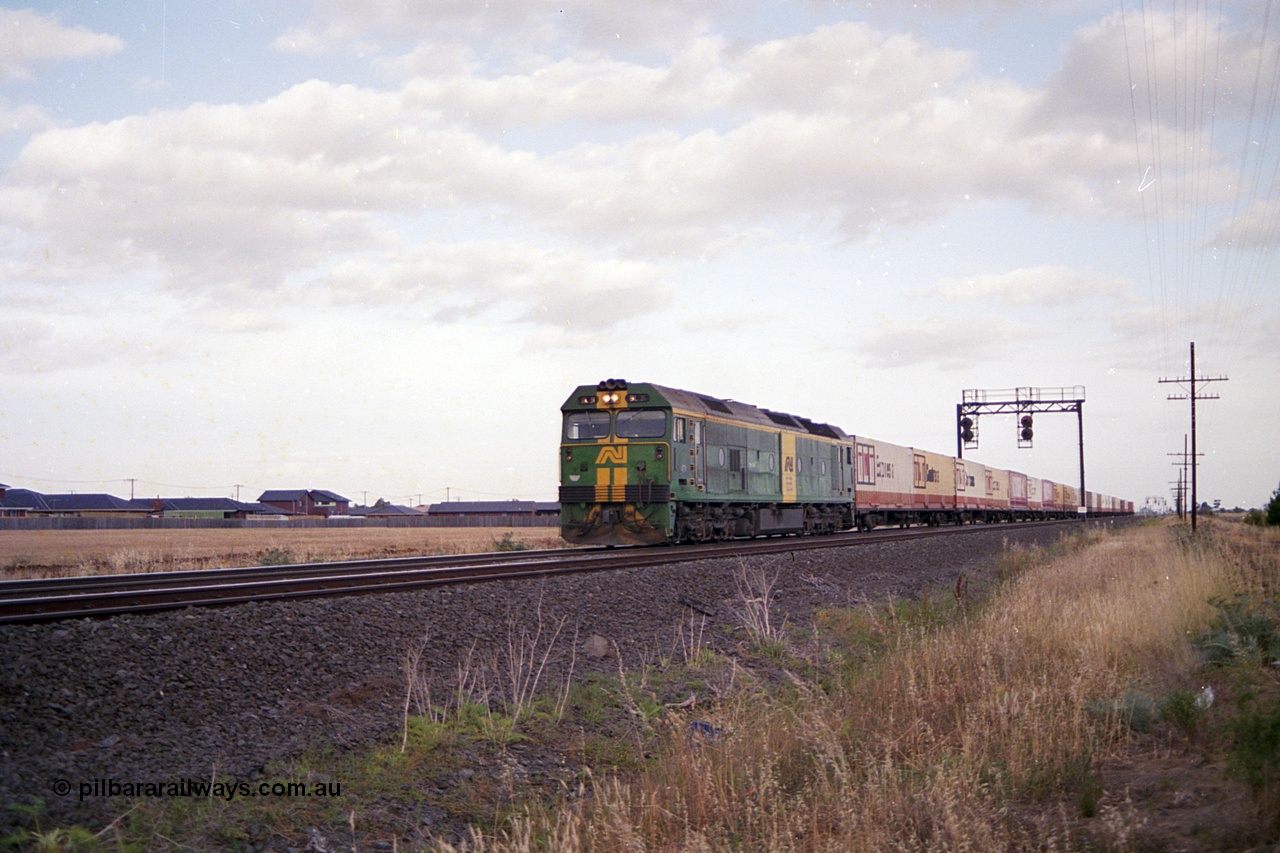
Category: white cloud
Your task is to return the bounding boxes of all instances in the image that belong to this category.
[0,16,1155,308]
[0,99,48,135]
[0,7,123,82]
[931,265,1132,306]
[854,315,1040,371]
[273,0,715,60]
[319,240,665,328]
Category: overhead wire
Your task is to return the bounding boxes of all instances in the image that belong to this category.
[1123,0,1277,378]
[1220,1,1280,369]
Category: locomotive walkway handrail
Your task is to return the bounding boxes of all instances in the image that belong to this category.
[0,520,1095,625]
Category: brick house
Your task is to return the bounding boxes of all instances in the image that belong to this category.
[257,489,351,517]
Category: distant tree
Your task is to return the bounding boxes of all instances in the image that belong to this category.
[1268,484,1280,526]
[374,497,389,509]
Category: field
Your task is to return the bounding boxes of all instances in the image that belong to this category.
[0,527,566,579]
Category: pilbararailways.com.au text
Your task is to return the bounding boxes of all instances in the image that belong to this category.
[55,778,341,802]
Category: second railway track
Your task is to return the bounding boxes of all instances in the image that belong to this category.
[0,520,1095,625]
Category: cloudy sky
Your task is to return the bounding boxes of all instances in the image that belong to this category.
[1,1,1276,510]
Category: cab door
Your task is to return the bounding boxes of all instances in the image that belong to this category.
[688,419,706,491]
[728,447,746,493]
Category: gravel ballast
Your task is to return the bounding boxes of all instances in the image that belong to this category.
[0,523,1105,830]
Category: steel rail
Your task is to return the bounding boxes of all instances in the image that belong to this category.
[0,546,602,596]
[0,520,1092,625]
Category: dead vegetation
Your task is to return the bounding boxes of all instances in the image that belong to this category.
[430,520,1278,851]
[0,527,566,579]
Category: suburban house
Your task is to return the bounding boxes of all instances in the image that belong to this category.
[0,484,31,517]
[257,489,351,517]
[0,490,151,518]
[149,497,286,519]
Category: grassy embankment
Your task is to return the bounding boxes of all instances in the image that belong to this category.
[449,520,1276,851]
[8,519,1280,850]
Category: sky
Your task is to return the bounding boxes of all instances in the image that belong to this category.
[1,0,1277,510]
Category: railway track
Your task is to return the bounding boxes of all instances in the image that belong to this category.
[0,520,1092,625]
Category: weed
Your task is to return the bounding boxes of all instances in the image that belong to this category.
[3,801,97,853]
[1079,773,1104,818]
[1228,699,1280,831]
[1086,690,1157,733]
[257,546,296,566]
[492,532,530,552]
[1194,596,1280,666]
[1158,689,1207,738]
[731,561,787,646]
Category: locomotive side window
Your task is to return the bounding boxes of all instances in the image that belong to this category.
[616,409,666,438]
[565,411,611,440]
[673,417,686,442]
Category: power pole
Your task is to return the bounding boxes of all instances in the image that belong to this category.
[126,478,137,500]
[1172,466,1187,517]
[233,484,243,501]
[1167,436,1201,521]
[1159,342,1227,533]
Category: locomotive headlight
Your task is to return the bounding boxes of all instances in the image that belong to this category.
[655,446,664,460]
[564,448,573,462]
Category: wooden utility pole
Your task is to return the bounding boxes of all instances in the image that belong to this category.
[1159,342,1227,533]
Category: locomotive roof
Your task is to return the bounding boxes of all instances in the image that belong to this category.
[566,381,849,441]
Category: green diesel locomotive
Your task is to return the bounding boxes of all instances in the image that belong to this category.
[559,379,854,545]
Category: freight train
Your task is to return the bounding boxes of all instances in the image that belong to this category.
[559,379,1132,546]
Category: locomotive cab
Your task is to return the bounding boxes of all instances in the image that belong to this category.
[559,379,675,546]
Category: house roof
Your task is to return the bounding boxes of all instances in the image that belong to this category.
[350,503,420,516]
[155,497,239,511]
[0,488,48,512]
[0,489,289,515]
[259,489,310,502]
[258,489,351,503]
[240,502,292,514]
[153,497,278,513]
[42,493,149,512]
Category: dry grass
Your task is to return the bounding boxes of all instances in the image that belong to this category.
[0,527,566,579]
[435,522,1276,852]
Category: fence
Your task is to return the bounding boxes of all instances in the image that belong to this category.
[0,515,560,532]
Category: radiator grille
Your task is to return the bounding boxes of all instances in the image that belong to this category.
[559,485,670,504]
[559,486,595,503]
